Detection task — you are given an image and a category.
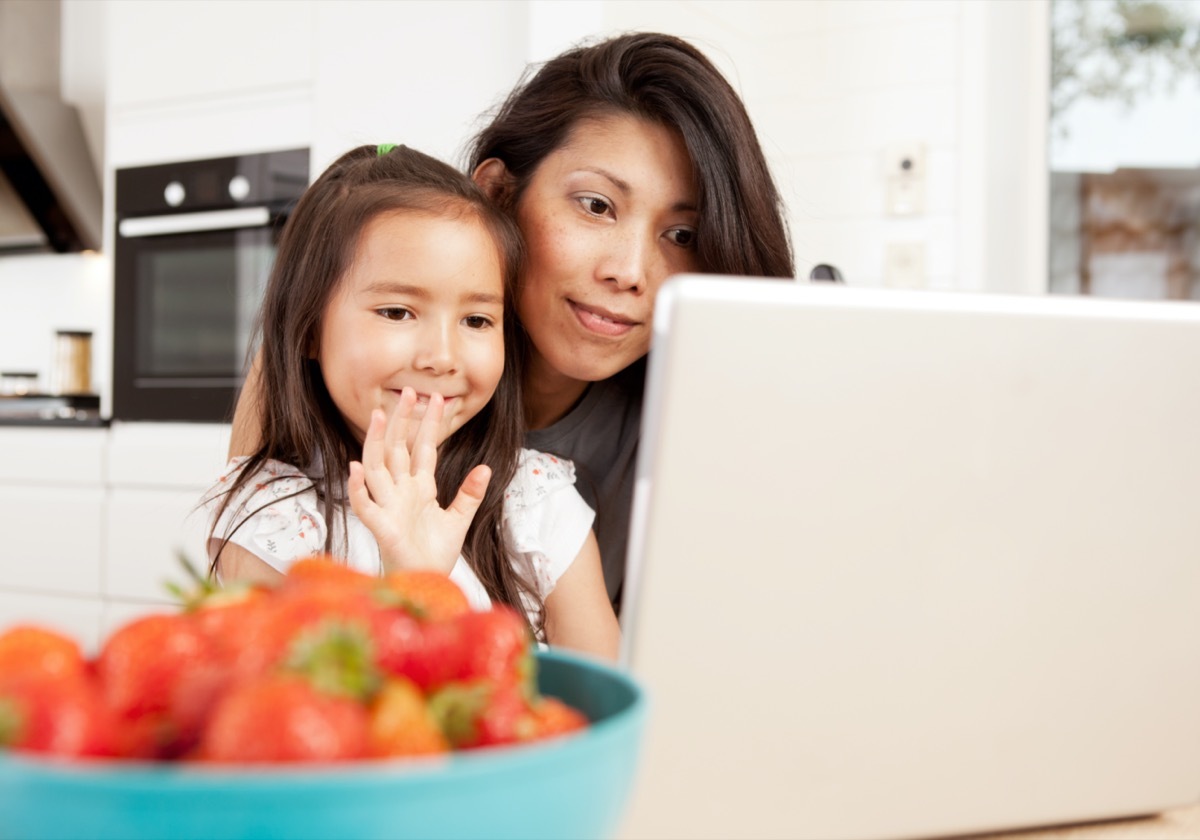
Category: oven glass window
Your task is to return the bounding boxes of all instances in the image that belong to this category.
[134,231,274,379]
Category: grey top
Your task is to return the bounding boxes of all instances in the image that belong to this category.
[524,358,645,613]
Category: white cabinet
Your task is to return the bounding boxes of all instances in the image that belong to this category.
[107,0,315,109]
[104,487,210,603]
[105,1,316,168]
[0,428,107,597]
[105,422,231,605]
[0,424,231,644]
[0,485,106,597]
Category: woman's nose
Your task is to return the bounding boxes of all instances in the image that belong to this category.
[413,322,458,374]
[601,228,653,293]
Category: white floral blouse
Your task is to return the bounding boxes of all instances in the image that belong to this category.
[203,448,594,627]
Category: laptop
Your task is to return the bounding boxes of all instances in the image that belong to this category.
[618,276,1200,840]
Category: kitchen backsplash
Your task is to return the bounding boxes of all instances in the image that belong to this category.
[0,252,111,402]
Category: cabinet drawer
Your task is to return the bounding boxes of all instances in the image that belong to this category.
[105,487,210,601]
[0,485,104,596]
[0,428,106,484]
[107,422,231,489]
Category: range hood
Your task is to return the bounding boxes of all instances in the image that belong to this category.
[0,2,102,254]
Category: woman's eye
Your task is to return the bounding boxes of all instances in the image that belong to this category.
[578,196,612,217]
[463,315,494,330]
[377,307,414,321]
[667,228,696,248]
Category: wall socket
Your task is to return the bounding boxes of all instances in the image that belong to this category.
[884,143,926,216]
[883,242,927,288]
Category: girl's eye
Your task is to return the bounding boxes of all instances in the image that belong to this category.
[377,307,414,321]
[667,227,697,249]
[463,315,494,330]
[578,196,613,217]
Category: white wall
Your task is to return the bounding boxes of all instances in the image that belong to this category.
[0,253,110,396]
[1,0,1054,394]
[601,0,1049,292]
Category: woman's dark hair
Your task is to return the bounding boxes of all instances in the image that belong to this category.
[209,144,541,630]
[469,31,794,280]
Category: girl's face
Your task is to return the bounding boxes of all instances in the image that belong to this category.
[512,113,700,387]
[316,209,506,446]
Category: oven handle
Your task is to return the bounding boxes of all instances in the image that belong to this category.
[118,206,273,238]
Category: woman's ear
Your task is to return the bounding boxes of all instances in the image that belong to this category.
[472,158,516,205]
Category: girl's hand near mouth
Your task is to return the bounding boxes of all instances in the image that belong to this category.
[348,387,492,575]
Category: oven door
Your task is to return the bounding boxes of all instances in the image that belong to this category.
[113,208,278,422]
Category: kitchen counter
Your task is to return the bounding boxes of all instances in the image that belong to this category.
[976,803,1200,839]
[0,393,104,426]
[0,416,108,427]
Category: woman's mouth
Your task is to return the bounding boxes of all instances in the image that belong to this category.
[570,301,638,337]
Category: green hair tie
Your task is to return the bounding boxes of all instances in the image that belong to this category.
[376,143,397,156]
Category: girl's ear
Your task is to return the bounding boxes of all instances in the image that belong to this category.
[472,158,516,205]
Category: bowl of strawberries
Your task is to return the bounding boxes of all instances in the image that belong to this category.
[0,558,645,840]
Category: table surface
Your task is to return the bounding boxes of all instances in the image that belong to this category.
[972,804,1200,840]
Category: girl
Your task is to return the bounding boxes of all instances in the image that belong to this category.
[230,32,795,613]
[205,144,619,661]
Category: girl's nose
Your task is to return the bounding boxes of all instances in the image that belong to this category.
[413,322,458,374]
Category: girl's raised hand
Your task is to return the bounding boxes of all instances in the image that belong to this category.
[348,387,492,575]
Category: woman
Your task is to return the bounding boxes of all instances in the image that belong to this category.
[229,32,795,611]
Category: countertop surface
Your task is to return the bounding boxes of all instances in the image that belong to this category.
[973,804,1200,839]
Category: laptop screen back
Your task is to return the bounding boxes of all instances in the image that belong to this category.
[620,277,1200,839]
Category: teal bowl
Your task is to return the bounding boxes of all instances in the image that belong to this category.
[0,649,645,840]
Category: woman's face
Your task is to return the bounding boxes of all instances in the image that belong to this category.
[512,113,700,386]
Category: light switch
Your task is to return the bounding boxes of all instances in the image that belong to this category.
[884,242,926,288]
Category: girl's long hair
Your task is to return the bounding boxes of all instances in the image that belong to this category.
[209,144,539,629]
[469,31,794,280]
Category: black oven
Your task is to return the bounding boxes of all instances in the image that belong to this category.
[113,148,309,422]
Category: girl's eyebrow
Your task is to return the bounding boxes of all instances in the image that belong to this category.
[577,166,698,213]
[362,281,502,306]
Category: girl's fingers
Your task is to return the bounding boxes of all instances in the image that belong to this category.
[409,392,444,476]
[347,460,373,517]
[384,388,417,479]
[360,408,396,508]
[446,464,492,526]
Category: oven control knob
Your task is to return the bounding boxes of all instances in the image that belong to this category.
[164,181,185,207]
[228,175,251,202]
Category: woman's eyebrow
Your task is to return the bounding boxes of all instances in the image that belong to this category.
[578,166,697,213]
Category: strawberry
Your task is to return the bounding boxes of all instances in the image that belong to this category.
[96,613,216,720]
[0,671,115,757]
[368,677,449,758]
[96,612,219,758]
[453,605,534,688]
[0,624,88,682]
[235,584,379,680]
[428,680,536,750]
[163,582,272,756]
[283,554,375,593]
[528,696,588,742]
[200,673,369,763]
[189,582,271,658]
[380,569,470,622]
[369,607,464,691]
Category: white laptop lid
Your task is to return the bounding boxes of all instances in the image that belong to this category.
[619,276,1200,840]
